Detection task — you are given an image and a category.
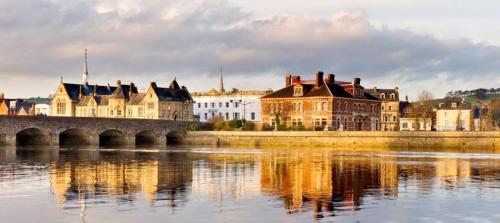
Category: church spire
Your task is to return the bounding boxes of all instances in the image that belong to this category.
[83,48,88,86]
[219,66,225,92]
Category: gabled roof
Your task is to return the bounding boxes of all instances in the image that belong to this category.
[149,80,193,102]
[364,88,399,101]
[129,93,146,105]
[62,83,138,101]
[262,82,379,100]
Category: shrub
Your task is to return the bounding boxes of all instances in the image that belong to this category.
[187,123,200,131]
[277,124,289,131]
[228,120,243,129]
[241,121,256,131]
[290,125,306,131]
[261,123,274,131]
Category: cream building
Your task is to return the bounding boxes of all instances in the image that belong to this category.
[435,100,472,131]
[365,87,401,131]
[51,49,194,120]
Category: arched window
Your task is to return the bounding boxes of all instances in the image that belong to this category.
[380,93,386,99]
[56,99,66,115]
[390,93,395,100]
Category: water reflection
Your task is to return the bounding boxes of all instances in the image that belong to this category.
[1,147,500,222]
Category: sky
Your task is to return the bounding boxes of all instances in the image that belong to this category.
[0,0,499,99]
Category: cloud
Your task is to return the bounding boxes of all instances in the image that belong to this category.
[0,0,499,98]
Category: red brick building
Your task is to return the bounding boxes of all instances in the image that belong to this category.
[260,71,381,131]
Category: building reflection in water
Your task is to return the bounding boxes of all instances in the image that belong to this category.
[49,151,192,210]
[2,148,500,221]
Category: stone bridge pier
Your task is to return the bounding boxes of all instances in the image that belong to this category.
[0,116,188,148]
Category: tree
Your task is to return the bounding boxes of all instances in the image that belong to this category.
[415,90,434,131]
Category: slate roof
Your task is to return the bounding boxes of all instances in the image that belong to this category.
[129,93,146,105]
[151,80,193,102]
[364,88,399,101]
[261,81,379,101]
[62,83,138,101]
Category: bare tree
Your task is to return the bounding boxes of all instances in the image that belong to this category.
[415,90,434,131]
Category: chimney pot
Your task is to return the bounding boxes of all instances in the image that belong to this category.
[353,78,361,85]
[327,74,335,84]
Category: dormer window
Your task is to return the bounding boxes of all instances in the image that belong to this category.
[293,85,303,97]
[390,93,395,100]
[380,93,386,99]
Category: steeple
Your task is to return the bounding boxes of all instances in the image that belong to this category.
[83,48,89,86]
[218,66,225,92]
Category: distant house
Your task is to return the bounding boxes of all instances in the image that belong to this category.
[26,97,52,116]
[435,99,473,131]
[399,102,432,131]
[365,87,401,131]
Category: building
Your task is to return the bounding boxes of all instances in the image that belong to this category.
[1,93,43,116]
[260,71,381,131]
[191,73,272,123]
[435,99,473,131]
[51,49,194,120]
[399,102,432,131]
[0,92,9,115]
[365,87,401,131]
[25,97,51,116]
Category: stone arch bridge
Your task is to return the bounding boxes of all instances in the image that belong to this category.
[0,116,188,147]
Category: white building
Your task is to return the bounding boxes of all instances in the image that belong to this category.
[35,104,51,116]
[400,117,432,131]
[435,100,472,131]
[191,73,272,123]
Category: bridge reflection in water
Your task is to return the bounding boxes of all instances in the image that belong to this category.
[1,147,500,222]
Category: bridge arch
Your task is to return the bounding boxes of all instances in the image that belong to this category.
[99,129,127,147]
[135,130,163,146]
[16,128,51,146]
[59,128,93,147]
[166,131,185,146]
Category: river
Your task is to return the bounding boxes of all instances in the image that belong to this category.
[1,146,500,223]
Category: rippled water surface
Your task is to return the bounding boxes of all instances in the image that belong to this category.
[1,146,500,223]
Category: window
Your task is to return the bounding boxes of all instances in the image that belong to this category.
[345,102,348,111]
[321,102,327,111]
[197,103,201,108]
[402,123,408,129]
[147,103,155,109]
[293,86,303,97]
[385,115,389,122]
[388,105,392,111]
[233,112,240,120]
[393,116,397,122]
[292,118,303,126]
[56,99,66,115]
[117,107,122,116]
[390,93,395,100]
[225,112,229,120]
[234,102,239,108]
[380,93,385,99]
[211,102,215,108]
[381,105,385,110]
[251,112,255,120]
[226,102,229,108]
[293,102,302,112]
[138,107,144,116]
[204,113,208,120]
[204,103,208,108]
[219,102,222,107]
[110,110,114,116]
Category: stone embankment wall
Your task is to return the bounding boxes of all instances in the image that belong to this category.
[183,131,500,150]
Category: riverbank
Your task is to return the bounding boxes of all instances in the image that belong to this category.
[183,131,500,150]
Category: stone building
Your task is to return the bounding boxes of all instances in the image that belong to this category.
[260,71,381,131]
[435,98,473,131]
[192,73,272,123]
[51,49,194,120]
[365,87,401,131]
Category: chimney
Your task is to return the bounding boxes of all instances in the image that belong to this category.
[291,75,301,84]
[353,78,361,85]
[116,80,121,86]
[285,74,292,87]
[79,85,83,99]
[326,74,335,84]
[129,83,135,97]
[315,71,324,87]
[150,82,157,88]
[0,92,4,100]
